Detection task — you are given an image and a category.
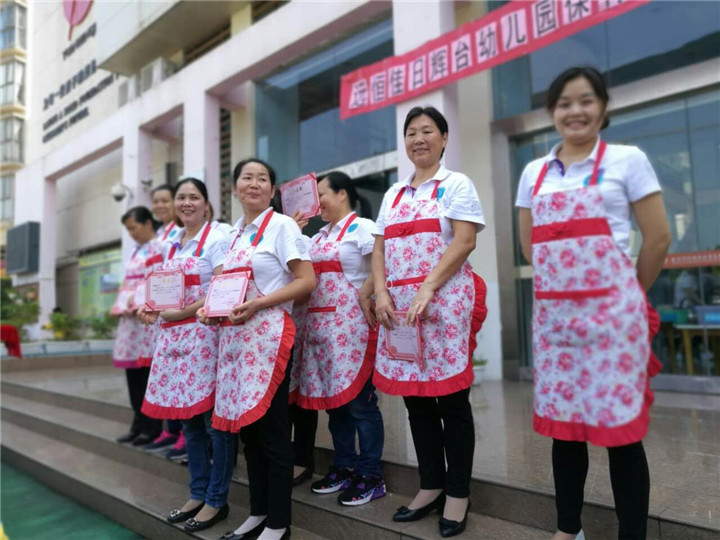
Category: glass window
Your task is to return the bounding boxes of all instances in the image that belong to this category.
[0,3,25,50]
[0,175,13,222]
[0,117,23,162]
[0,61,24,104]
[255,19,396,184]
[493,1,720,119]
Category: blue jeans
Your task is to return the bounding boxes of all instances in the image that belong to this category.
[182,411,235,508]
[327,379,384,477]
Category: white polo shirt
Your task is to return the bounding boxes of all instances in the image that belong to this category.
[163,223,229,289]
[311,212,375,290]
[515,139,662,257]
[211,220,234,239]
[225,208,311,312]
[374,166,486,243]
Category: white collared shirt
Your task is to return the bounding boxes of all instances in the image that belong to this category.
[310,212,375,289]
[374,166,486,243]
[224,207,311,312]
[211,220,234,239]
[162,223,229,288]
[515,139,661,256]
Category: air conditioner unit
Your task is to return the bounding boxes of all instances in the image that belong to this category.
[118,75,138,107]
[140,58,175,94]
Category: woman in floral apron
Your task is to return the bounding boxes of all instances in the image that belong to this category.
[199,159,315,540]
[112,206,163,447]
[139,178,234,533]
[140,184,186,460]
[516,67,670,540]
[373,107,487,538]
[294,171,385,506]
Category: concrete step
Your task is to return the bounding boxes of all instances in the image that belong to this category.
[2,394,549,540]
[1,422,326,540]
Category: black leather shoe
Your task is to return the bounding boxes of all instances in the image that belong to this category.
[218,518,266,540]
[184,504,229,532]
[292,467,314,487]
[438,501,471,538]
[392,493,445,522]
[116,432,139,444]
[167,503,204,524]
[131,433,156,447]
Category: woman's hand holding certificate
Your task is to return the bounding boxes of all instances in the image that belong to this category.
[386,310,424,370]
[145,269,184,311]
[204,272,250,318]
[280,173,321,220]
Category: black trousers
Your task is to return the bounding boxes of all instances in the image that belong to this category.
[553,439,650,539]
[403,388,475,498]
[239,364,293,529]
[125,367,162,436]
[289,404,318,469]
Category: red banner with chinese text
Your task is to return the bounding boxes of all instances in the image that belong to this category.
[340,0,649,119]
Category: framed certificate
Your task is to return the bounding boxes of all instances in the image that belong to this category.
[132,279,147,309]
[203,272,250,318]
[386,311,423,370]
[280,173,321,219]
[145,269,184,311]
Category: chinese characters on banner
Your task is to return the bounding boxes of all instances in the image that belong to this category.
[340,0,649,119]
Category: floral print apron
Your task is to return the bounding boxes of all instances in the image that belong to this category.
[374,181,487,397]
[212,210,296,432]
[136,242,165,368]
[531,140,661,447]
[141,223,219,419]
[295,213,378,410]
[288,302,308,403]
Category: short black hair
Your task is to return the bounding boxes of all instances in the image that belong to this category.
[121,206,160,230]
[547,66,610,129]
[233,158,277,186]
[175,178,209,201]
[403,106,449,137]
[151,184,175,198]
[317,171,373,218]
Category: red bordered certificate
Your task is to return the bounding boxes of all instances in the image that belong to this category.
[145,269,184,311]
[203,272,250,318]
[280,173,321,219]
[386,311,423,370]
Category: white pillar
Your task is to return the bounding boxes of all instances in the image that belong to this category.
[183,91,221,214]
[393,0,459,181]
[121,127,153,263]
[13,163,56,334]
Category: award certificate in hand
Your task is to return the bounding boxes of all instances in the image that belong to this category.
[280,173,320,219]
[386,311,423,370]
[204,272,250,318]
[132,279,147,309]
[145,269,184,311]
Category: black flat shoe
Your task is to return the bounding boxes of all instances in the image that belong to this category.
[167,502,204,524]
[218,518,266,540]
[292,467,314,487]
[131,433,156,446]
[438,501,471,538]
[116,432,139,444]
[392,493,445,522]
[184,504,229,532]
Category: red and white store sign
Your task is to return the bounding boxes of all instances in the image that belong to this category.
[340,0,648,119]
[664,250,720,269]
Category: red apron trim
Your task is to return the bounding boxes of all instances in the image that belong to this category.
[384,218,442,239]
[307,306,337,313]
[386,275,427,288]
[160,316,197,329]
[126,273,145,280]
[137,356,153,368]
[374,272,487,397]
[184,274,201,286]
[391,180,441,208]
[212,311,295,432]
[296,326,378,410]
[112,359,142,369]
[532,218,611,244]
[535,288,612,300]
[313,261,343,274]
[141,391,215,420]
[222,266,253,280]
[145,254,163,267]
[219,320,244,327]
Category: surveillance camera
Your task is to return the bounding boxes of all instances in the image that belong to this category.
[111,183,131,202]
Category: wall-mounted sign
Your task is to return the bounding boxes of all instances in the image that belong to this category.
[340,0,648,119]
[63,0,93,40]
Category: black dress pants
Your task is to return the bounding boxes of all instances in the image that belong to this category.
[239,364,293,529]
[125,367,162,436]
[403,388,475,498]
[289,403,318,469]
[553,439,650,539]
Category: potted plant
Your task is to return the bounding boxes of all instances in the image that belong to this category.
[472,357,487,386]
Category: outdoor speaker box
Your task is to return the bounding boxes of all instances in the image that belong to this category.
[6,221,40,274]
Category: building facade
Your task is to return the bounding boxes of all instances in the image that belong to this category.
[13,1,720,392]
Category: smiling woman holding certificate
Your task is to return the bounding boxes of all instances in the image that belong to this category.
[372,107,487,538]
[197,158,315,540]
[138,178,234,533]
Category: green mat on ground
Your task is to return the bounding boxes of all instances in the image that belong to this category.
[1,462,142,540]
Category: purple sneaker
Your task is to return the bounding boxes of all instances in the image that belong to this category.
[337,474,386,506]
[311,466,354,494]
